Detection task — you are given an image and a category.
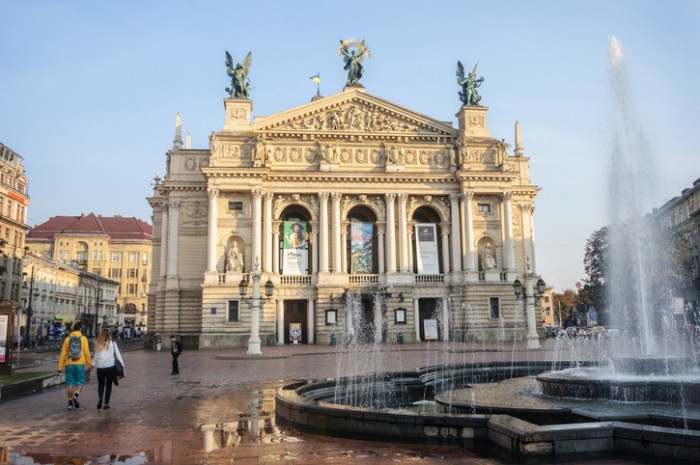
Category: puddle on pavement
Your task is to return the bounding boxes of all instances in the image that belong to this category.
[3,450,150,464]
[3,381,302,464]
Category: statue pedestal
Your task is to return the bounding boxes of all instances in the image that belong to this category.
[456,105,490,138]
[223,99,253,132]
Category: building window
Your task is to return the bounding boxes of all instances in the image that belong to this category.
[478,204,491,213]
[111,252,122,262]
[489,297,500,318]
[228,201,243,211]
[228,301,239,322]
[142,253,148,265]
[128,252,139,263]
[110,268,122,278]
[128,268,138,278]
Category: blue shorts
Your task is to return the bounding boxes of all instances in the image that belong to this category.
[65,364,85,386]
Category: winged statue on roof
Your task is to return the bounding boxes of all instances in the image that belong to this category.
[337,39,371,87]
[225,50,252,99]
[456,61,484,106]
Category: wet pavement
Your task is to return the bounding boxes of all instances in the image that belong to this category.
[0,339,655,464]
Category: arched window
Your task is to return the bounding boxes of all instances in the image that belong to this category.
[279,207,312,275]
[412,207,443,274]
[346,206,378,274]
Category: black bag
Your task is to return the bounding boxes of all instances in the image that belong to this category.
[113,342,125,385]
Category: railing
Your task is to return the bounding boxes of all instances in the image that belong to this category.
[349,274,379,285]
[280,275,312,285]
[415,274,444,284]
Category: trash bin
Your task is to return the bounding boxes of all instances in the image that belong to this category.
[330,334,336,346]
[397,333,404,344]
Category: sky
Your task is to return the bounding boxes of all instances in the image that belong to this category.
[2,0,699,292]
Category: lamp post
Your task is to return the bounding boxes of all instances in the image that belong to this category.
[93,273,101,339]
[513,259,546,349]
[238,257,274,356]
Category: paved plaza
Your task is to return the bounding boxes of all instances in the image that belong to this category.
[0,340,651,464]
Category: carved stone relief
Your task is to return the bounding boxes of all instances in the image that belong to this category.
[183,201,208,226]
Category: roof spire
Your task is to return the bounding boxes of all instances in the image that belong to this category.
[173,112,183,150]
[514,120,524,157]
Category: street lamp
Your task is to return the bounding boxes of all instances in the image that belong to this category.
[238,257,274,356]
[513,258,546,349]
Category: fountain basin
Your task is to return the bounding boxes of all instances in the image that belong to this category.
[537,367,700,405]
[276,362,700,462]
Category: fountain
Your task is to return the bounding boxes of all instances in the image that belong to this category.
[276,37,700,462]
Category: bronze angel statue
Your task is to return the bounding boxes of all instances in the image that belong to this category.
[225,51,252,99]
[337,39,371,87]
[456,61,484,106]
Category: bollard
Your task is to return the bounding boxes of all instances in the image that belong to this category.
[330,333,336,346]
[397,332,404,344]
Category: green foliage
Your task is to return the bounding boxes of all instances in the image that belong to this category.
[0,372,47,386]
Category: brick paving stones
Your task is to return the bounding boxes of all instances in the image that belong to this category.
[0,340,649,464]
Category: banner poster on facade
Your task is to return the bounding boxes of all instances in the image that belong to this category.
[415,223,439,274]
[350,222,373,274]
[423,319,438,340]
[289,323,302,344]
[0,314,8,362]
[283,221,308,275]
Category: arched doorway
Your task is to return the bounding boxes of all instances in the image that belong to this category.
[346,207,378,274]
[278,207,312,275]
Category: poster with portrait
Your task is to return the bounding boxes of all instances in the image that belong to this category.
[415,223,439,274]
[350,222,373,274]
[283,221,308,275]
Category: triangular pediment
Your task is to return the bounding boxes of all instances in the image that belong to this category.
[252,88,457,140]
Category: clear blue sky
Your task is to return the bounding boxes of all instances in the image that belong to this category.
[2,0,698,292]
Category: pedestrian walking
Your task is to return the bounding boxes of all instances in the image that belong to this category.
[58,321,92,410]
[92,329,125,410]
[170,334,182,375]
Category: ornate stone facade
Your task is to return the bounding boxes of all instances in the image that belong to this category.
[148,87,542,349]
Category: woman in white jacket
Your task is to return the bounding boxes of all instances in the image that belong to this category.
[93,329,125,409]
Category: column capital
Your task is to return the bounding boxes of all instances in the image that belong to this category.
[331,192,342,202]
[264,191,274,201]
[501,191,513,201]
[450,193,461,203]
[252,188,263,200]
[207,188,220,198]
[319,192,330,202]
[462,190,474,200]
[385,192,396,202]
[397,193,408,203]
[169,200,181,210]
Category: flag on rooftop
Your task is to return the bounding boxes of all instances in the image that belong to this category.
[310,73,320,83]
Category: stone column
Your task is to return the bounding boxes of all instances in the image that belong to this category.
[272,222,280,274]
[159,204,169,279]
[502,192,515,272]
[449,194,461,272]
[331,193,342,273]
[311,228,319,274]
[413,297,421,342]
[207,188,219,272]
[276,300,284,345]
[166,200,180,277]
[462,191,475,271]
[307,299,315,344]
[373,294,383,343]
[377,224,385,274]
[319,193,329,273]
[385,193,397,273]
[440,224,450,275]
[441,297,450,342]
[398,193,409,272]
[263,192,274,273]
[340,224,348,274]
[252,189,263,265]
[407,223,414,273]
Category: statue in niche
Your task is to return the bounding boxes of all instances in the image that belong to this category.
[225,242,244,272]
[253,136,265,167]
[225,51,252,99]
[456,61,484,106]
[481,243,496,270]
[337,39,371,86]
